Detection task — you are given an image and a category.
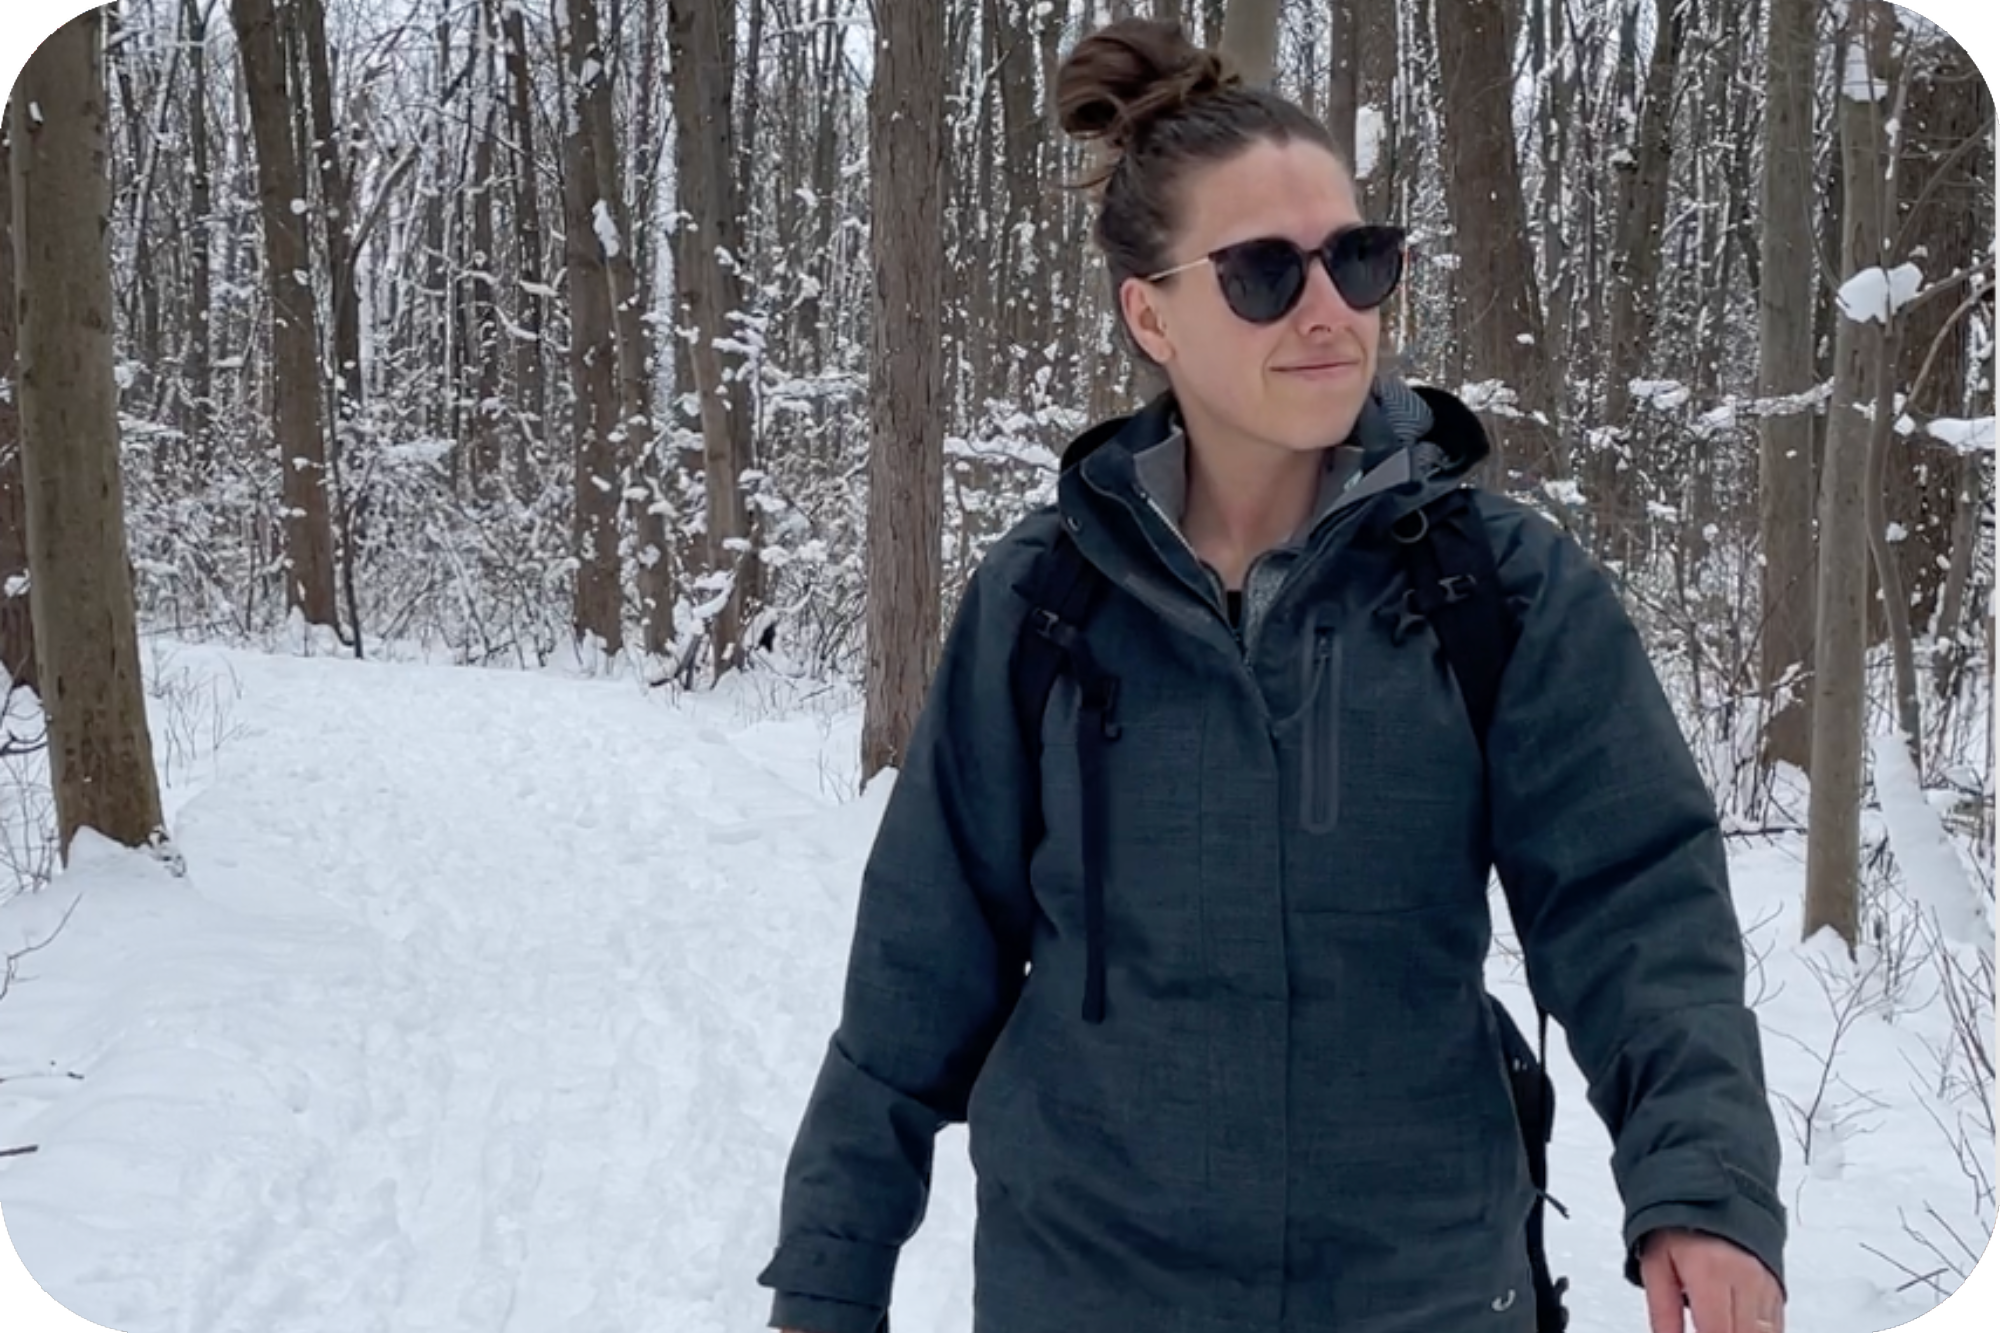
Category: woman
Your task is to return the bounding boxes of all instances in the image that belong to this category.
[759,19,1786,1333]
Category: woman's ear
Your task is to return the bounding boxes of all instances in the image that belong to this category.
[1119,276,1176,365]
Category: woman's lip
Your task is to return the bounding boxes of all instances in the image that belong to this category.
[1278,361,1358,373]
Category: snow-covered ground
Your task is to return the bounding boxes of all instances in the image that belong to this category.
[0,643,1993,1332]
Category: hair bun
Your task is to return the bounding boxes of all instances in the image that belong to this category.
[1057,18,1240,157]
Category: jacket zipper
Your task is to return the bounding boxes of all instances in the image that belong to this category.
[1300,628,1341,834]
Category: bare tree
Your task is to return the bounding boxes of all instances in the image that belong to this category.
[861,0,948,779]
[1888,37,1991,649]
[1326,0,1357,166]
[464,0,505,493]
[232,0,340,627]
[1217,0,1281,86]
[670,0,758,674]
[561,0,625,658]
[11,10,164,855]
[499,0,548,452]
[0,118,34,697]
[1805,0,1895,951]
[1757,0,1819,771]
[181,0,216,458]
[1594,0,1689,556]
[1432,0,1563,482]
[572,0,674,655]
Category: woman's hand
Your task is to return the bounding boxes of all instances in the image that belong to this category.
[1639,1228,1784,1333]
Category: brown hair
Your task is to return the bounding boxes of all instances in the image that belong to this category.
[1056,18,1345,355]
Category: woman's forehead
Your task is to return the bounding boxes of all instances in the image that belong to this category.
[1176,139,1361,254]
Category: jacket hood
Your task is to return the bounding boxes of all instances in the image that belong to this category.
[1058,377,1491,484]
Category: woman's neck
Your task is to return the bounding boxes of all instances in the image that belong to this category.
[1179,417,1323,591]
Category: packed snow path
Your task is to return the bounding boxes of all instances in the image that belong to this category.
[0,646,1989,1332]
[0,648,974,1333]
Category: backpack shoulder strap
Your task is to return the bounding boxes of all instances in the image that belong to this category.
[1009,527,1120,1025]
[1402,491,1568,1330]
[1009,527,1109,763]
[1398,487,1517,747]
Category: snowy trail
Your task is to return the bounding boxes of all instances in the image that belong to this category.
[0,651,944,1333]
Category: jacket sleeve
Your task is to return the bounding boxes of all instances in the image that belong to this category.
[1480,501,1788,1292]
[757,551,1043,1333]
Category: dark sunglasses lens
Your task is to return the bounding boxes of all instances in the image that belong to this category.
[1214,239,1308,324]
[1325,226,1405,310]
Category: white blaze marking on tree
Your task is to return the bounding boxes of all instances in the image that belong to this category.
[1355,106,1385,180]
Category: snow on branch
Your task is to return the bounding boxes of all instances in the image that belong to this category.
[1837,264,1924,324]
[1870,734,1993,966]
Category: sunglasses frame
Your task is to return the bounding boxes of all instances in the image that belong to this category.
[1143,223,1409,324]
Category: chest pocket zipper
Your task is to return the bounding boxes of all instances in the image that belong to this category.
[1300,629,1342,834]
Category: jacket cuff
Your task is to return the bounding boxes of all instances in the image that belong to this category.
[768,1291,887,1333]
[1619,1147,1787,1293]
[757,1232,898,1323]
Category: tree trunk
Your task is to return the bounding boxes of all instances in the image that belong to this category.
[301,0,360,413]
[861,0,947,781]
[669,0,757,674]
[562,0,626,658]
[1352,0,1397,239]
[1326,0,1358,167]
[0,118,34,696]
[232,0,339,627]
[1864,317,1920,758]
[631,0,665,316]
[1757,0,1818,772]
[1932,454,1981,696]
[183,0,216,460]
[1804,0,1894,952]
[500,0,548,452]
[735,0,767,280]
[1887,35,1989,634]
[104,2,161,414]
[467,0,504,493]
[1432,0,1562,482]
[994,0,1035,403]
[1535,0,1575,376]
[576,0,675,656]
[11,11,165,856]
[1594,0,1688,557]
[1217,0,1281,86]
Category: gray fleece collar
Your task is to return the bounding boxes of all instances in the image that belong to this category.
[1130,376,1436,543]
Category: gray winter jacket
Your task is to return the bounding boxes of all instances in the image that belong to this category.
[758,382,1786,1333]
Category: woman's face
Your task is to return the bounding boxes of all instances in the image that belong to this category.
[1121,139,1380,456]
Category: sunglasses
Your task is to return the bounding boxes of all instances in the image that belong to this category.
[1144,223,1408,324]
